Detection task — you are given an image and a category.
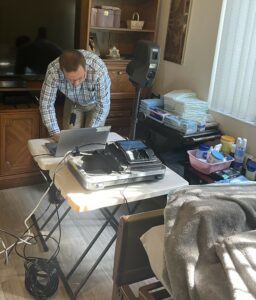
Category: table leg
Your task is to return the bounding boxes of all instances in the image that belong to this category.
[44,206,71,242]
[30,213,49,251]
[74,234,117,298]
[32,194,143,299]
[39,199,65,232]
[66,205,121,280]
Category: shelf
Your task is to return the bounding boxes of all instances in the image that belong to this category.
[0,80,42,92]
[90,26,155,33]
[103,58,130,63]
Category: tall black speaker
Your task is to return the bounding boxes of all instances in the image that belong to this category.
[126,40,160,88]
[126,40,160,139]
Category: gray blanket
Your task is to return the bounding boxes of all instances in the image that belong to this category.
[162,184,256,300]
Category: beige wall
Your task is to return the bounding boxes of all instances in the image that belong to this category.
[154,0,256,156]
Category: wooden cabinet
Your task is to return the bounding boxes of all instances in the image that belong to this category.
[0,89,66,189]
[0,103,42,188]
[0,88,66,189]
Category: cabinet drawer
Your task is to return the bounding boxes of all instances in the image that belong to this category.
[106,117,130,127]
[110,97,134,107]
[109,69,134,94]
[109,98,133,117]
[0,111,40,175]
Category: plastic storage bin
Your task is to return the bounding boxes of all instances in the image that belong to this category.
[90,8,97,26]
[96,8,114,27]
[187,149,234,174]
[113,8,121,27]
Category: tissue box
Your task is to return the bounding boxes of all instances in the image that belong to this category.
[148,107,170,123]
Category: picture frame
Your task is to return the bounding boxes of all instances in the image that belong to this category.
[164,0,192,64]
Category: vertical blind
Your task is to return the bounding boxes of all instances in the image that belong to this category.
[208,0,256,124]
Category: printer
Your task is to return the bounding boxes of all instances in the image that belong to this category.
[67,140,166,190]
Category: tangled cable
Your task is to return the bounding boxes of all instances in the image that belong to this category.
[1,151,71,298]
[14,223,61,298]
[21,154,68,298]
[24,257,59,299]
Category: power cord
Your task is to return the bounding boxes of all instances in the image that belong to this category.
[14,199,62,299]
[0,148,72,298]
[19,156,68,298]
[15,231,61,299]
[0,185,60,297]
[0,230,32,264]
[0,182,53,260]
[6,197,53,261]
[77,142,106,150]
[8,147,102,297]
[24,258,59,299]
[0,168,65,298]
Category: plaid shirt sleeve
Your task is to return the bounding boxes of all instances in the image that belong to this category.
[39,66,60,136]
[87,71,111,127]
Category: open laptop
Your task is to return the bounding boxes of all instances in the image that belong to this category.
[45,126,111,157]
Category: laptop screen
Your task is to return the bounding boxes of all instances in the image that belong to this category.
[45,126,111,157]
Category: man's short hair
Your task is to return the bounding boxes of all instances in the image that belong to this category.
[59,49,85,72]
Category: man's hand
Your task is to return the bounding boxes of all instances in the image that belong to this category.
[51,133,60,142]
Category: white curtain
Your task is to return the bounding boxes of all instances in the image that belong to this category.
[208,0,256,124]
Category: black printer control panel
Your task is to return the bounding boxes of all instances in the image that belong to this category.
[113,140,158,164]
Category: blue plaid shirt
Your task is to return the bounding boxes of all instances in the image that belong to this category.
[39,50,111,135]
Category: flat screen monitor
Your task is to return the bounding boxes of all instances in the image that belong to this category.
[0,0,77,80]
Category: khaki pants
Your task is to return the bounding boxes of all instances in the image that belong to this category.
[62,98,105,129]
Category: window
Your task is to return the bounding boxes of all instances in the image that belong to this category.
[208,0,256,125]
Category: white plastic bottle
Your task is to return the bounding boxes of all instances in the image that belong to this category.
[234,137,247,170]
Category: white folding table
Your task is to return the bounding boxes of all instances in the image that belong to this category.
[28,134,188,299]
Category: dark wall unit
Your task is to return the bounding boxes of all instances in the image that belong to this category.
[0,0,76,79]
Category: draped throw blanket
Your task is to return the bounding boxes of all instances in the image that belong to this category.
[162,184,256,300]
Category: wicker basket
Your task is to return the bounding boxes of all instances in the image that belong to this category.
[127,12,144,30]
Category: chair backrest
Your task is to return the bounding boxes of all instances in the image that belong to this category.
[113,209,164,285]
